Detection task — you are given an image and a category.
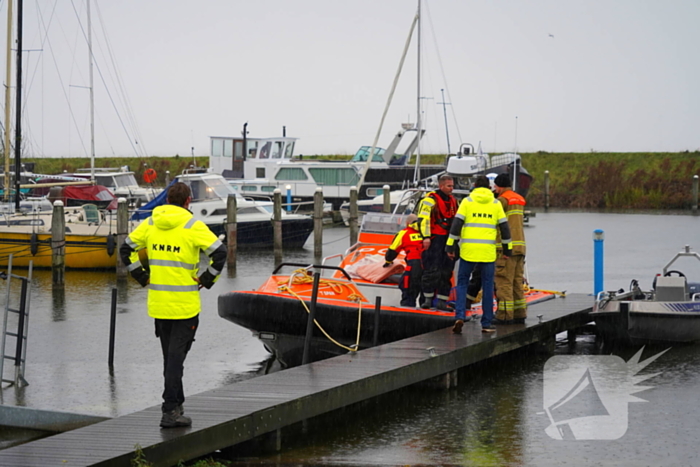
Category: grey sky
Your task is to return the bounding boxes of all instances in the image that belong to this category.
[5,0,700,159]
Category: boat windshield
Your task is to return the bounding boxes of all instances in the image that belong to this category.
[350,146,386,162]
[188,177,238,201]
[95,173,138,188]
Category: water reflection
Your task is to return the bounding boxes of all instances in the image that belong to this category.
[50,286,66,322]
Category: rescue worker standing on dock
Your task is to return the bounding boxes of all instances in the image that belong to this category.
[119,182,227,428]
[416,174,458,311]
[492,173,527,324]
[446,175,511,334]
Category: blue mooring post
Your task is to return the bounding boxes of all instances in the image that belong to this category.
[593,229,605,297]
[285,185,292,212]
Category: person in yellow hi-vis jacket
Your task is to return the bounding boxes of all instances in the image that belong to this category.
[119,182,227,428]
[446,176,511,335]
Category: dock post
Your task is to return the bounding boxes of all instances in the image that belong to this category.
[692,175,698,212]
[372,296,382,347]
[349,186,358,246]
[302,271,321,365]
[165,170,170,186]
[285,185,292,212]
[226,194,237,269]
[313,187,323,261]
[273,189,283,260]
[116,198,128,279]
[544,170,550,211]
[567,329,576,350]
[593,229,605,297]
[108,288,117,367]
[382,185,391,213]
[51,200,65,286]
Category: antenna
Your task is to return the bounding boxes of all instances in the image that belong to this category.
[514,116,519,153]
[437,88,451,154]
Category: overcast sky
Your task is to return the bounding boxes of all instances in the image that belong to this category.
[4,0,699,159]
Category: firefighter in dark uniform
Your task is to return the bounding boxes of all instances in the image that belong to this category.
[416,175,458,311]
[384,214,425,307]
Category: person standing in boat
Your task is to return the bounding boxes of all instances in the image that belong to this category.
[416,174,459,311]
[384,214,425,307]
[119,182,227,428]
[492,173,527,324]
[446,175,512,334]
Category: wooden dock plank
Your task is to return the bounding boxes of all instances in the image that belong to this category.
[0,294,592,467]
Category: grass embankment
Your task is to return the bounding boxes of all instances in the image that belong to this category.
[22,151,700,210]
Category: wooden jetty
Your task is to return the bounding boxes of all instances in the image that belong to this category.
[0,294,591,467]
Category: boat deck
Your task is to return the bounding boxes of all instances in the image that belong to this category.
[0,294,592,467]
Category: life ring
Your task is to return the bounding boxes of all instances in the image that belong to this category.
[143,168,157,184]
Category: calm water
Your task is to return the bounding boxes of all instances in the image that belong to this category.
[1,210,700,464]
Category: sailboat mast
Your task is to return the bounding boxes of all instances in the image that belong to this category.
[413,0,421,185]
[4,0,13,202]
[13,0,22,211]
[87,0,95,181]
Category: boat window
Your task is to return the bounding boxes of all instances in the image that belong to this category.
[261,186,276,192]
[246,141,258,159]
[186,177,237,201]
[350,146,386,162]
[237,207,262,215]
[285,142,294,159]
[211,138,224,157]
[309,167,360,186]
[275,168,308,181]
[223,139,233,157]
[259,142,271,159]
[114,174,138,187]
[271,142,284,159]
[241,186,258,191]
[95,175,115,187]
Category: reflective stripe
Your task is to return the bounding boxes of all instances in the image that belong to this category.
[448,233,460,241]
[465,222,497,229]
[454,212,466,221]
[149,259,196,270]
[184,218,197,229]
[150,284,199,292]
[126,237,138,249]
[507,208,524,215]
[205,239,223,255]
[207,265,221,275]
[148,218,154,225]
[127,261,142,272]
[462,238,496,245]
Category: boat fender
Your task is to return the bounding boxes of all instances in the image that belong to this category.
[143,168,157,184]
[30,233,38,256]
[107,234,116,256]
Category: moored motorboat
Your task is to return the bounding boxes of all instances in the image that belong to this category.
[0,203,123,269]
[218,212,556,367]
[591,245,700,344]
[134,171,314,248]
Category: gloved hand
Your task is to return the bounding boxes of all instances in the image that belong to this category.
[198,270,217,289]
[131,268,149,287]
[445,243,456,255]
[503,245,513,257]
[383,261,393,268]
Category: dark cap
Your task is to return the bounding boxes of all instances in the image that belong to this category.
[494,173,511,188]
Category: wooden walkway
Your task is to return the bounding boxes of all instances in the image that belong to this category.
[0,293,592,467]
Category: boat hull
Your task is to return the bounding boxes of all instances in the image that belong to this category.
[218,291,456,367]
[0,231,117,269]
[208,217,314,249]
[592,301,700,344]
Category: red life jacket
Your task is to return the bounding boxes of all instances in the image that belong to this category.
[428,191,458,236]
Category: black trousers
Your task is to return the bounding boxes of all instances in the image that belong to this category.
[421,234,455,300]
[155,315,198,413]
[400,258,423,306]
